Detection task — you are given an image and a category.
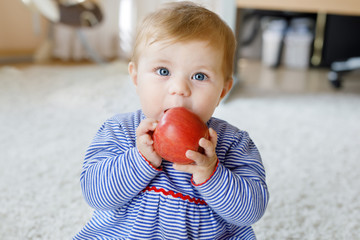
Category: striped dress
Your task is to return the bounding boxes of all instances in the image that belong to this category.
[73,110,269,240]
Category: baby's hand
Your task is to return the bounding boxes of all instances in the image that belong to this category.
[136,118,162,168]
[173,128,218,184]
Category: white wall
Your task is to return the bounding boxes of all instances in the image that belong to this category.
[51,0,237,61]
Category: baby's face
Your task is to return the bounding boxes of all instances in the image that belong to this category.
[129,40,232,123]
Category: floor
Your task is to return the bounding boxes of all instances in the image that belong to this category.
[226,59,360,100]
[2,55,360,240]
[2,58,360,99]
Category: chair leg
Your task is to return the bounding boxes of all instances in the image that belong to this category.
[328,57,360,88]
[328,71,342,89]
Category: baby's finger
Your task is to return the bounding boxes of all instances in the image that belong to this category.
[199,137,216,158]
[186,150,208,166]
[208,128,218,147]
[136,119,158,136]
[138,134,153,145]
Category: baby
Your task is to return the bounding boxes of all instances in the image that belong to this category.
[74,1,268,239]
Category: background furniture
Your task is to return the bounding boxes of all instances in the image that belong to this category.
[234,0,360,88]
[10,0,104,64]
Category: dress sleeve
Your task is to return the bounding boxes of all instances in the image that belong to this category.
[195,130,269,226]
[80,117,160,211]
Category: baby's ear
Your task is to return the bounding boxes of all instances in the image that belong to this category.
[128,62,138,86]
[220,78,233,99]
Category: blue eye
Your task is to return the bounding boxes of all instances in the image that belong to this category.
[193,73,207,81]
[157,68,170,76]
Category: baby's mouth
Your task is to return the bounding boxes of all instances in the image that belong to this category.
[160,107,175,119]
[164,106,187,112]
[158,109,169,120]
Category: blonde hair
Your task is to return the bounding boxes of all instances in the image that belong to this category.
[131,1,236,81]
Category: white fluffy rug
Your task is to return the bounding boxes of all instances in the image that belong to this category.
[1,62,359,239]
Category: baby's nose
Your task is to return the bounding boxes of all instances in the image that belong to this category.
[168,77,191,97]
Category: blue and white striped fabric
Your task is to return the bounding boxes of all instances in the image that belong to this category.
[73,110,269,240]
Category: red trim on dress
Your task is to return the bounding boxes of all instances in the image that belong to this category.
[142,186,207,205]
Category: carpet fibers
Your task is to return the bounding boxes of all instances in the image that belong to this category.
[1,62,359,239]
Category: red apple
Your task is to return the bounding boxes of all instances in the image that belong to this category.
[153,107,209,164]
